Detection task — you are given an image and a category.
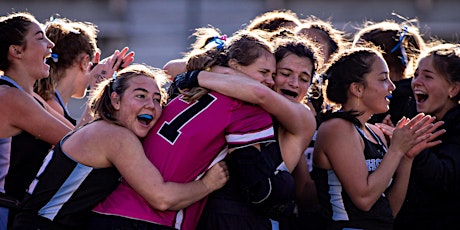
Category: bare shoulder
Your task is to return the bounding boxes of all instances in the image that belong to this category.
[0,86,31,105]
[318,118,356,137]
[0,86,42,118]
[84,121,139,146]
[66,121,143,166]
[316,118,363,158]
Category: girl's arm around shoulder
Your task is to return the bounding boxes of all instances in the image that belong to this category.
[279,105,316,171]
[198,70,315,137]
[104,126,228,211]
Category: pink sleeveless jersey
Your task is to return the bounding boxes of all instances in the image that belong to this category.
[93,92,275,229]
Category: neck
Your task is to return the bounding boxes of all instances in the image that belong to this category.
[55,67,81,105]
[4,69,35,94]
[55,84,73,106]
[341,104,372,126]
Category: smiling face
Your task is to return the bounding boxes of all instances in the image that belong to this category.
[360,55,395,115]
[412,55,459,119]
[19,21,54,80]
[112,75,163,138]
[274,53,313,102]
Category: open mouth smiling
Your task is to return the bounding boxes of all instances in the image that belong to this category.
[414,92,429,103]
[137,114,153,125]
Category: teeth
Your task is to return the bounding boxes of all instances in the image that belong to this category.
[413,90,425,94]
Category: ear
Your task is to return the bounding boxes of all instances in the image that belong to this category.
[79,54,91,71]
[448,82,460,99]
[9,45,23,59]
[349,82,364,98]
[228,58,239,70]
[111,92,121,110]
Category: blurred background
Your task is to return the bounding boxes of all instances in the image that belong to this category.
[2,0,459,119]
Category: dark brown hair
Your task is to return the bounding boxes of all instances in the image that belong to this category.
[353,20,425,80]
[0,12,36,71]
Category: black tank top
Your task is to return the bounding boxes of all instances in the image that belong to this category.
[0,78,53,201]
[314,123,394,230]
[13,131,121,229]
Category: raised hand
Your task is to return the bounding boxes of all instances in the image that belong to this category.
[406,119,445,158]
[389,114,437,156]
[89,47,135,88]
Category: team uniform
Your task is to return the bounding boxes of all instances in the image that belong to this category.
[0,76,53,226]
[395,105,460,229]
[314,122,394,230]
[11,131,121,230]
[92,91,275,230]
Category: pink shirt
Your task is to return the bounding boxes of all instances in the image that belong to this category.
[94,92,275,229]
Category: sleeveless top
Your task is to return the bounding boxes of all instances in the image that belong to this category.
[13,130,121,229]
[0,77,53,201]
[314,123,394,230]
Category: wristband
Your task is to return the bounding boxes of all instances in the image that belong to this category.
[174,70,201,90]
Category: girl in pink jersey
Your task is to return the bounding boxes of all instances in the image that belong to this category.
[181,31,319,229]
[11,64,229,229]
[90,30,279,230]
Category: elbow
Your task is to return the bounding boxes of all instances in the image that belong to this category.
[352,197,375,212]
[146,194,175,211]
[148,199,172,212]
[153,202,171,212]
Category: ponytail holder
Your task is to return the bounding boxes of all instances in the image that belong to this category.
[109,71,117,93]
[390,25,409,66]
[205,35,227,51]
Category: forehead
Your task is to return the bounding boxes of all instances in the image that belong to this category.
[369,55,389,72]
[252,52,276,68]
[126,75,159,91]
[417,55,433,67]
[24,20,43,35]
[277,53,313,71]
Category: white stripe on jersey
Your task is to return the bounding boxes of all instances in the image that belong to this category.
[226,126,274,146]
[328,170,349,221]
[28,150,54,194]
[38,163,92,220]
